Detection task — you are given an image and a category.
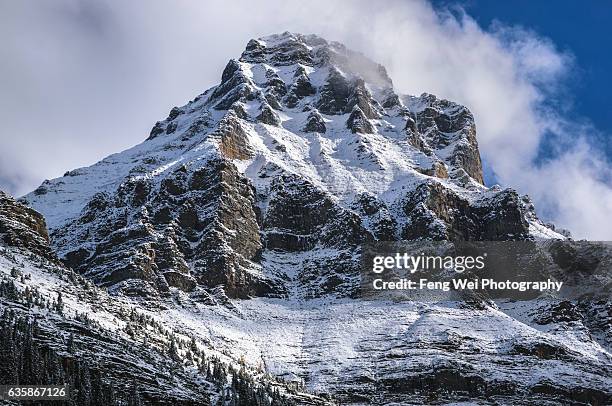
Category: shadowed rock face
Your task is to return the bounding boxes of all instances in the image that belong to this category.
[263,174,373,252]
[0,191,56,262]
[401,182,530,241]
[51,157,283,299]
[257,104,281,126]
[412,95,484,184]
[303,109,326,133]
[346,106,375,134]
[317,68,352,115]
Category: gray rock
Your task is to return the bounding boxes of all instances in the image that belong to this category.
[303,110,326,133]
[346,106,374,134]
[0,191,57,262]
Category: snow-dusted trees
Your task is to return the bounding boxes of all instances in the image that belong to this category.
[0,309,120,405]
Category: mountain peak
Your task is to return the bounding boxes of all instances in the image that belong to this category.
[23,32,565,298]
[147,33,484,186]
[239,32,393,87]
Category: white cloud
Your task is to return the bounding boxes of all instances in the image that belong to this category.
[0,0,610,238]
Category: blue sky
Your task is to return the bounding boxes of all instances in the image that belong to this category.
[450,0,612,160]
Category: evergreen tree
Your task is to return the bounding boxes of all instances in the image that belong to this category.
[75,360,92,406]
[127,379,142,406]
[169,335,181,362]
[0,310,120,405]
[67,332,75,354]
[56,291,64,314]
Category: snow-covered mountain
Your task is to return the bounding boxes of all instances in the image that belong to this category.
[1,32,609,404]
[24,32,564,299]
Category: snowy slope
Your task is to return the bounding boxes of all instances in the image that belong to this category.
[0,245,331,405]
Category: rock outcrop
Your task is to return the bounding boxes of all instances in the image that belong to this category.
[0,191,56,261]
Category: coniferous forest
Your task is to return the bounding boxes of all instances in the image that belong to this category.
[0,275,300,405]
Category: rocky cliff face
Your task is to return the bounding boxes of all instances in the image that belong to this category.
[17,32,610,405]
[51,156,281,298]
[0,191,56,261]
